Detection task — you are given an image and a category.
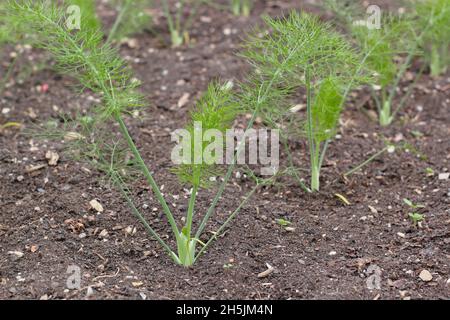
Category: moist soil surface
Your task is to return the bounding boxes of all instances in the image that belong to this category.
[0,1,449,299]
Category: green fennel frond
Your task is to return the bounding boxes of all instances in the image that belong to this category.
[7,0,145,119]
[351,13,418,87]
[172,82,239,188]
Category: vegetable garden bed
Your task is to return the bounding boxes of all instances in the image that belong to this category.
[0,0,449,299]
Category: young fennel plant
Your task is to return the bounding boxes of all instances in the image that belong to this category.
[241,12,370,192]
[323,0,440,126]
[7,0,270,267]
[161,0,203,47]
[412,0,450,77]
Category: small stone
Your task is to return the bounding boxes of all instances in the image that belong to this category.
[368,206,378,214]
[78,232,87,239]
[132,281,143,287]
[8,251,24,258]
[223,28,231,36]
[397,232,406,238]
[200,16,212,23]
[98,229,108,238]
[329,251,337,256]
[16,175,24,182]
[438,173,449,180]
[419,269,433,282]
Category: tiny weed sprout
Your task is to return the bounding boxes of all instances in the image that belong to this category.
[161,0,202,47]
[403,198,425,209]
[276,218,291,227]
[408,212,425,226]
[241,12,369,192]
[403,198,425,227]
[7,0,271,267]
[231,0,252,17]
[425,167,435,177]
[412,0,450,77]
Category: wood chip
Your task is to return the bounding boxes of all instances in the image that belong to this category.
[177,92,190,108]
[89,199,104,213]
[25,164,47,173]
[257,263,275,278]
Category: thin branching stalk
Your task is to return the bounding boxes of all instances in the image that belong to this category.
[344,146,390,177]
[115,114,181,239]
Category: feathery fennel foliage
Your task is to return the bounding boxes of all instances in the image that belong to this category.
[240,12,369,192]
[353,14,419,126]
[323,0,426,126]
[7,0,268,267]
[412,0,450,77]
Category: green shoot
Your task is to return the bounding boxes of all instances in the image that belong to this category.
[403,198,425,209]
[276,218,291,227]
[412,0,450,77]
[408,212,424,226]
[241,12,370,192]
[344,144,395,177]
[231,0,252,17]
[161,0,202,47]
[425,167,435,177]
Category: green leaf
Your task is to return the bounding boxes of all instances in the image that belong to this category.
[276,218,291,226]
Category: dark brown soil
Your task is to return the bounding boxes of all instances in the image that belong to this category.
[0,1,449,300]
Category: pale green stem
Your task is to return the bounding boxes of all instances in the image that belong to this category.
[106,0,131,44]
[194,184,259,262]
[115,115,180,240]
[344,146,389,177]
[305,67,318,191]
[185,183,199,237]
[115,175,177,259]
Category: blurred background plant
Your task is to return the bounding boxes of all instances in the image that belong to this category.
[240,12,371,192]
[411,0,450,77]
[231,0,252,16]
